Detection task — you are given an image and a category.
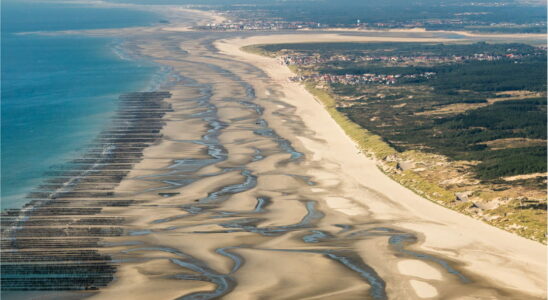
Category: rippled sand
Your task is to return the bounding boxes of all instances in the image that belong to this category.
[52,20,543,300]
[0,7,526,299]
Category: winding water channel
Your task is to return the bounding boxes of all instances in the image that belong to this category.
[1,24,544,300]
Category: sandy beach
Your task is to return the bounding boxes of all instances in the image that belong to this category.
[213,34,547,297]
[81,24,546,298]
[4,7,545,299]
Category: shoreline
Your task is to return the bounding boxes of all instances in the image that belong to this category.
[3,5,546,298]
[214,33,546,297]
[229,34,547,243]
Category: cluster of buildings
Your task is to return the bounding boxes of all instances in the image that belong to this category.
[196,19,475,32]
[195,18,545,32]
[289,72,437,85]
[279,51,534,67]
[364,19,466,29]
[196,20,323,31]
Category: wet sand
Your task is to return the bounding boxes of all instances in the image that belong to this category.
[84,25,546,299]
[2,9,546,300]
[216,33,547,298]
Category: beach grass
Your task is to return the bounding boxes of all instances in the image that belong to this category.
[241,45,277,57]
[304,82,397,159]
[304,81,546,243]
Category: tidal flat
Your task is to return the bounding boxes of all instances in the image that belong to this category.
[1,8,546,300]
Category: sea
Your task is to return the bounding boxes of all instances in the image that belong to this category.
[1,0,165,209]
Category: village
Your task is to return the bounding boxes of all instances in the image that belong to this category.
[278,51,536,67]
[280,50,539,85]
[195,19,478,31]
[192,7,546,33]
[288,72,436,85]
[195,20,325,31]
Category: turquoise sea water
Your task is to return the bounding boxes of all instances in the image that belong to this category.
[1,0,163,208]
